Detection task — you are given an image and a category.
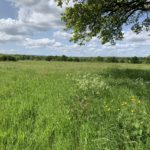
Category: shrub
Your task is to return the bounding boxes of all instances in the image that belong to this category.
[106,57,119,63]
[61,55,68,61]
[0,55,17,61]
[97,56,104,62]
[46,56,53,61]
[145,56,150,64]
[131,56,141,64]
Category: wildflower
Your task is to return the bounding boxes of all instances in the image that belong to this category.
[121,103,124,106]
[131,96,136,103]
[131,109,135,113]
[121,102,127,106]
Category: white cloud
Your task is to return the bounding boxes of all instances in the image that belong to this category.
[24,38,56,49]
[8,0,38,7]
[0,0,65,45]
[53,31,72,39]
[124,30,150,43]
[0,31,24,43]
[0,0,64,41]
[11,0,64,30]
[0,18,31,35]
[53,42,63,47]
[21,37,64,50]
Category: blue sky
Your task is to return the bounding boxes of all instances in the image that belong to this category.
[0,0,150,57]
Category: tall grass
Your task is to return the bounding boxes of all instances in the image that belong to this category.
[68,69,150,149]
[0,61,150,149]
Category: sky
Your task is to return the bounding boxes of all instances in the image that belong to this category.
[0,0,150,57]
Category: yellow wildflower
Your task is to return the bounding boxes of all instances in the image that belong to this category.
[121,102,127,106]
[131,109,135,113]
[131,96,136,103]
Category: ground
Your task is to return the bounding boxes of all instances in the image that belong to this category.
[0,61,150,150]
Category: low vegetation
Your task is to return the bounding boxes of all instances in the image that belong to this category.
[0,61,150,149]
[0,54,150,64]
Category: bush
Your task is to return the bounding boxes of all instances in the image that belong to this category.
[0,55,17,61]
[131,56,141,64]
[46,56,53,61]
[73,57,80,62]
[145,56,150,64]
[97,56,104,62]
[61,55,68,61]
[106,57,119,63]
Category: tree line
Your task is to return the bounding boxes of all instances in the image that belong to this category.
[0,54,150,64]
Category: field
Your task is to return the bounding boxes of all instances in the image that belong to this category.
[0,61,150,150]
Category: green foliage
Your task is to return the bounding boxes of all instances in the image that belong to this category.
[145,56,150,64]
[0,54,149,64]
[61,55,68,61]
[97,56,104,62]
[106,57,119,63]
[131,56,141,64]
[45,56,53,61]
[56,0,150,44]
[0,55,17,61]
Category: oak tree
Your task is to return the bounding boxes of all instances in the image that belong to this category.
[56,0,150,44]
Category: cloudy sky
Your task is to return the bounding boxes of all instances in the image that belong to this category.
[0,0,150,57]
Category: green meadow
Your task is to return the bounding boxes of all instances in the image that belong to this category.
[0,61,150,150]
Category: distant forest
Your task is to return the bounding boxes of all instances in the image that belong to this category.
[0,54,150,64]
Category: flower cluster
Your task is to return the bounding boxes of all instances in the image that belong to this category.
[71,73,109,96]
[102,96,150,146]
[103,96,146,114]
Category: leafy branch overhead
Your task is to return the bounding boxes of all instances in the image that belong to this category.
[56,0,150,44]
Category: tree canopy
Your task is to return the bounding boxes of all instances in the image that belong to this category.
[56,0,150,44]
